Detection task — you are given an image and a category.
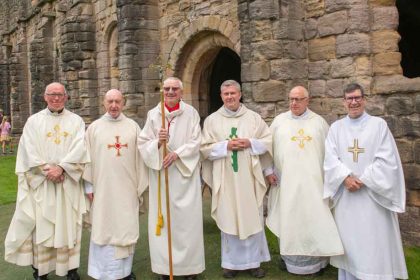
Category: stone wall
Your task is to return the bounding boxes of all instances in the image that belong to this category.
[0,0,419,245]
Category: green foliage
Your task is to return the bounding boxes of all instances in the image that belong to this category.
[0,155,17,204]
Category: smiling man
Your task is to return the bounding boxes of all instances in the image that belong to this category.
[5,82,89,280]
[265,86,343,276]
[139,77,205,280]
[201,80,272,279]
[324,83,408,280]
[83,89,148,280]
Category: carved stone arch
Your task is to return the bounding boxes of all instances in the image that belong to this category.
[98,18,118,114]
[166,16,240,118]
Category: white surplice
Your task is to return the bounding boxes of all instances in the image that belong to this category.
[324,112,408,280]
[138,101,205,276]
[266,109,343,274]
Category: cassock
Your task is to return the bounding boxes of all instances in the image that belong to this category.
[324,112,408,280]
[83,113,148,280]
[201,105,271,270]
[266,109,343,274]
[138,101,205,276]
[4,108,89,276]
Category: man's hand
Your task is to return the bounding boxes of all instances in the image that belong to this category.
[44,165,65,184]
[87,193,94,202]
[163,152,178,169]
[227,138,251,151]
[344,175,364,192]
[158,128,169,148]
[266,174,278,187]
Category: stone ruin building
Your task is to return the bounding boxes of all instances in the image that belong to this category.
[0,0,419,245]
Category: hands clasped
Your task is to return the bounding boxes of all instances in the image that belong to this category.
[43,164,65,183]
[227,138,251,151]
[344,175,364,192]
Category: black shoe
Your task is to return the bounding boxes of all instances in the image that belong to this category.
[278,257,287,271]
[223,269,237,278]
[125,272,136,280]
[32,267,48,280]
[249,267,265,278]
[157,274,169,280]
[67,269,80,280]
[184,275,197,280]
[307,267,325,278]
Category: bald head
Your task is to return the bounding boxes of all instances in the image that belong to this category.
[104,89,124,118]
[44,82,68,112]
[290,86,309,98]
[289,86,310,116]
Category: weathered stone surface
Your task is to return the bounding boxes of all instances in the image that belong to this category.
[365,94,386,115]
[252,80,286,102]
[241,61,270,82]
[386,96,414,115]
[251,40,283,60]
[372,30,400,53]
[331,57,355,78]
[273,19,304,41]
[318,11,347,37]
[304,18,318,40]
[308,36,336,61]
[415,140,420,164]
[325,0,365,12]
[270,59,307,80]
[336,33,370,57]
[355,56,372,76]
[369,0,396,6]
[399,116,420,137]
[308,97,332,115]
[396,139,414,163]
[304,0,325,18]
[326,79,345,97]
[348,5,370,33]
[404,164,420,190]
[400,205,420,245]
[308,79,326,97]
[416,94,420,113]
[372,76,420,94]
[284,41,307,59]
[372,6,398,31]
[373,52,402,75]
[249,0,279,20]
[309,61,331,79]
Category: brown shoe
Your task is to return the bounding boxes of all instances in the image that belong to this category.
[223,269,237,278]
[249,267,265,278]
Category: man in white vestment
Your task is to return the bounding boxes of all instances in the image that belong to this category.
[265,86,343,276]
[83,89,148,280]
[201,80,271,279]
[138,77,205,280]
[4,82,89,280]
[324,83,408,280]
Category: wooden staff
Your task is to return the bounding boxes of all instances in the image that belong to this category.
[160,86,174,280]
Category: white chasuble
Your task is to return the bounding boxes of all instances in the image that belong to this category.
[83,113,148,279]
[324,112,408,280]
[138,101,205,276]
[201,105,272,240]
[266,110,343,257]
[5,108,89,276]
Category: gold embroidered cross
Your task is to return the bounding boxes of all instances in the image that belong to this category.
[108,136,128,156]
[291,129,312,148]
[348,139,365,162]
[46,125,70,144]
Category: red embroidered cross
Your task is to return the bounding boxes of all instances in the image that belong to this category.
[108,136,128,156]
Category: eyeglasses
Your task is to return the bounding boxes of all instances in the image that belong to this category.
[289,97,307,103]
[163,87,180,92]
[45,93,66,98]
[344,96,363,103]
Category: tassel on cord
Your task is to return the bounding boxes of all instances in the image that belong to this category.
[156,170,164,235]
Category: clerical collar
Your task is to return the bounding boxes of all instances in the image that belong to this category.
[347,111,368,124]
[104,112,124,122]
[165,102,180,112]
[291,109,309,120]
[223,104,242,116]
[47,108,64,115]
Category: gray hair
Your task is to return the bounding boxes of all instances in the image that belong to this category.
[164,77,184,90]
[344,83,365,97]
[290,86,309,98]
[220,80,241,93]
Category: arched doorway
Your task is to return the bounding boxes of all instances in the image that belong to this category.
[208,48,241,114]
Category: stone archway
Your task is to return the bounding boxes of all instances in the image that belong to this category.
[175,32,240,118]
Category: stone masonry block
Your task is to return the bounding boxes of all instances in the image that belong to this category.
[348,5,370,32]
[249,0,279,20]
[372,6,398,31]
[252,80,286,102]
[318,11,348,37]
[305,18,318,40]
[369,0,396,6]
[309,80,326,97]
[373,75,420,94]
[270,59,307,80]
[399,115,420,137]
[241,61,270,82]
[325,0,366,12]
[308,36,336,61]
[331,57,355,78]
[386,96,414,115]
[336,33,370,57]
[372,30,400,53]
[309,61,331,79]
[304,0,325,18]
[355,56,372,76]
[404,164,420,190]
[326,79,345,97]
[284,41,307,59]
[415,140,420,164]
[396,139,414,163]
[373,52,402,75]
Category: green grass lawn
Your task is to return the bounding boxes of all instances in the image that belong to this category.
[0,155,419,279]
